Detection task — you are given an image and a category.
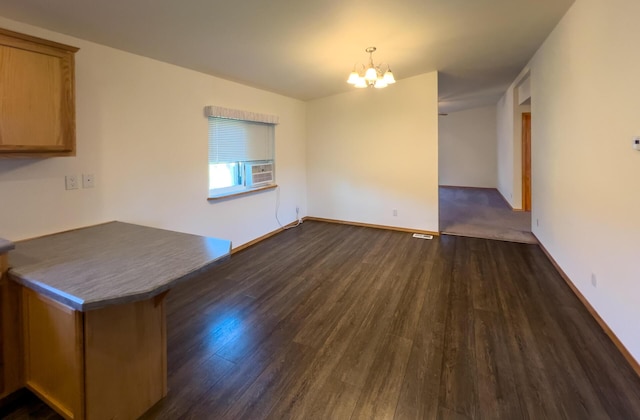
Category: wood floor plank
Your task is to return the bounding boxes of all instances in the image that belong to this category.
[438,237,479,419]
[394,236,452,420]
[166,292,256,374]
[468,239,501,313]
[350,333,413,420]
[387,237,439,340]
[562,306,640,417]
[213,274,317,363]
[266,266,392,418]
[219,341,315,420]
[335,273,409,389]
[292,263,378,348]
[4,221,640,420]
[179,316,302,419]
[501,243,613,419]
[473,308,523,419]
[141,354,235,419]
[273,375,360,420]
[489,240,567,419]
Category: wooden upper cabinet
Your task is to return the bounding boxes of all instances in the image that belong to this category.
[0,28,78,157]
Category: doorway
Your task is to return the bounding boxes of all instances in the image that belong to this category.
[438,107,535,244]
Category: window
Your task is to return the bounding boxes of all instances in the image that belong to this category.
[207,114,276,198]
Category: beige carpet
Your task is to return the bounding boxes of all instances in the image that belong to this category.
[439,186,537,244]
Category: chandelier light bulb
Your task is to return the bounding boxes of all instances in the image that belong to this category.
[365,66,377,82]
[383,69,396,84]
[347,71,360,84]
[354,78,367,88]
[374,78,388,88]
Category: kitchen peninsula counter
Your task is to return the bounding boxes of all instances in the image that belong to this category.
[9,221,231,311]
[0,222,231,420]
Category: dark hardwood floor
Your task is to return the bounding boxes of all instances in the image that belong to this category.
[4,221,640,419]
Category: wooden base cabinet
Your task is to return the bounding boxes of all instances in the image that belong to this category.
[22,288,167,420]
[0,254,23,399]
[22,289,84,418]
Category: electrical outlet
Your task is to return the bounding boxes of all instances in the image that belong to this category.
[65,175,79,190]
[591,273,597,287]
[82,174,95,188]
[393,209,398,217]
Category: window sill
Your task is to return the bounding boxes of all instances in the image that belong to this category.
[207,184,277,201]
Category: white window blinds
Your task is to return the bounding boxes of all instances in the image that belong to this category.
[208,117,274,164]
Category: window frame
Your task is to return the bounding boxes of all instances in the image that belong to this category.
[205,108,278,200]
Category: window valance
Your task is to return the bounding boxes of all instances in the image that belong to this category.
[204,106,279,125]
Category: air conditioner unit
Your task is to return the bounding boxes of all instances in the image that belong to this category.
[245,162,274,187]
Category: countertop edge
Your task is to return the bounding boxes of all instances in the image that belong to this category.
[0,238,15,254]
[9,273,85,309]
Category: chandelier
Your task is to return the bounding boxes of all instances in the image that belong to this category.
[347,47,396,89]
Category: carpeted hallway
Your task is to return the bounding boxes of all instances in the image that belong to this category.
[439,186,536,244]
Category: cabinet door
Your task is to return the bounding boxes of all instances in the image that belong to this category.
[0,29,77,157]
[22,288,85,419]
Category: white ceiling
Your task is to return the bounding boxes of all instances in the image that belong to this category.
[0,0,574,112]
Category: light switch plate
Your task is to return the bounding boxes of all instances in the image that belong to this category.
[65,175,79,190]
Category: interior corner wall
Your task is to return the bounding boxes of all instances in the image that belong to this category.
[306,72,439,232]
[497,75,530,209]
[496,87,516,205]
[439,105,497,188]
[0,16,307,247]
[528,0,640,363]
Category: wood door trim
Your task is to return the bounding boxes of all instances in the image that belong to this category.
[522,112,532,211]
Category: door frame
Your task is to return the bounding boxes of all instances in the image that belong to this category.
[521,112,532,211]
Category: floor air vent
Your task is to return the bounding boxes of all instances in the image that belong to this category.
[412,233,434,240]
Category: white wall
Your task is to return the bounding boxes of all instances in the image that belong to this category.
[0,17,307,248]
[518,77,531,105]
[528,0,640,362]
[306,72,439,232]
[496,85,515,205]
[496,76,530,209]
[439,105,497,188]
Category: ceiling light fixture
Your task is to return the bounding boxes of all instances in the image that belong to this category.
[347,47,396,89]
